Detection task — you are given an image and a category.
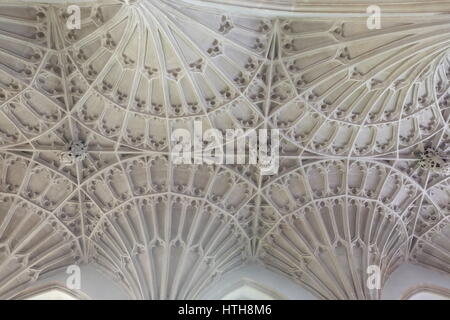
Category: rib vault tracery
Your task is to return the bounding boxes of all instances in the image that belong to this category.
[0,0,448,299]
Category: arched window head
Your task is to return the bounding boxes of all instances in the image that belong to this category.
[402,285,450,300]
[12,283,89,300]
[220,279,284,300]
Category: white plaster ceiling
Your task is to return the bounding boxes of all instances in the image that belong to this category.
[0,0,448,300]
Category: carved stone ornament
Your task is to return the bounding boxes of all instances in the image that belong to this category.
[0,0,448,300]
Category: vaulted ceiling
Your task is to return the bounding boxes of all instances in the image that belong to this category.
[0,0,448,300]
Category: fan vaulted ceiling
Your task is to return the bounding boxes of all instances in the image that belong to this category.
[0,0,449,300]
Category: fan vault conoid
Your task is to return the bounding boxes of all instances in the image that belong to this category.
[0,0,449,300]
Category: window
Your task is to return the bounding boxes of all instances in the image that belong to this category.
[220,280,283,300]
[26,288,78,300]
[403,286,450,300]
[13,283,87,300]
